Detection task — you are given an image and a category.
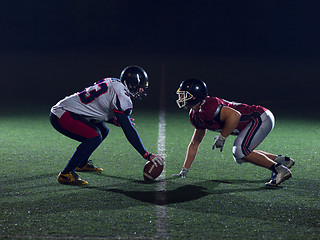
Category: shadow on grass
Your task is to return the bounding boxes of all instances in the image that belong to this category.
[85,173,270,205]
[82,176,319,229]
[80,176,320,228]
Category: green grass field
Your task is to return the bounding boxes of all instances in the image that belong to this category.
[1,106,319,239]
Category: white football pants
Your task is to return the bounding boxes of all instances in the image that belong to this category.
[232,110,275,164]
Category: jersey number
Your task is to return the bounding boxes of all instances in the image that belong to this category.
[79,81,108,104]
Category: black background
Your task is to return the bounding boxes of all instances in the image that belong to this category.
[1,0,320,112]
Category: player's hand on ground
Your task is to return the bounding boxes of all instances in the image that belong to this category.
[212,134,226,152]
[172,168,189,178]
[144,152,164,167]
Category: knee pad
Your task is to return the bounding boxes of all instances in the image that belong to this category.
[232,145,246,164]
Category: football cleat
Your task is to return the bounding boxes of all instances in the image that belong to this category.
[265,164,292,187]
[274,155,295,169]
[75,161,103,172]
[57,171,88,185]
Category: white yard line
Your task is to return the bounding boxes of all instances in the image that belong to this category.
[154,63,168,239]
[155,109,168,239]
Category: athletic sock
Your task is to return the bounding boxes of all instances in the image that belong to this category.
[269,163,281,173]
[61,136,102,173]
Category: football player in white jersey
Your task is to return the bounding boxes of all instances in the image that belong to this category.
[50,66,164,185]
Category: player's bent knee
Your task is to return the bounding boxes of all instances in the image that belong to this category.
[232,145,246,164]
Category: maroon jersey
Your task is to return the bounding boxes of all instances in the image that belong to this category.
[189,96,267,135]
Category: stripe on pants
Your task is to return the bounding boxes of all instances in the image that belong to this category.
[241,117,262,156]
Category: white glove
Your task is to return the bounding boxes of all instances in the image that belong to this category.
[172,168,189,178]
[145,153,164,167]
[212,134,226,152]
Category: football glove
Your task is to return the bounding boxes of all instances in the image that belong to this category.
[212,134,226,152]
[144,152,164,167]
[172,168,189,178]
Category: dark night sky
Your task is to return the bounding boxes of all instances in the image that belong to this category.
[1,0,320,57]
[1,1,320,110]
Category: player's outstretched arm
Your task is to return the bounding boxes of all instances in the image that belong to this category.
[173,128,206,178]
[114,111,164,166]
[183,128,206,169]
[114,111,147,155]
[107,117,135,127]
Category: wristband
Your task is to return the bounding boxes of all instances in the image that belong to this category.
[143,151,152,160]
[219,134,226,140]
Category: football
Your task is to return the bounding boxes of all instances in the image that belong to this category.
[143,161,164,181]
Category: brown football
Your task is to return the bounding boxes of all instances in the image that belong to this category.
[143,161,164,181]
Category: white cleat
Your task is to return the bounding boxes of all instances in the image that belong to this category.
[274,155,295,169]
[265,164,292,187]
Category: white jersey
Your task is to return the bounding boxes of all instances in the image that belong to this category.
[51,78,133,122]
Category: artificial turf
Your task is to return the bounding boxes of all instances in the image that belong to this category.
[0,107,319,239]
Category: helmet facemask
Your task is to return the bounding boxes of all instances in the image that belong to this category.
[124,74,148,99]
[131,86,148,99]
[176,89,193,109]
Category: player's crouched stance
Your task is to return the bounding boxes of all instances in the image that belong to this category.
[49,66,164,185]
[173,79,294,187]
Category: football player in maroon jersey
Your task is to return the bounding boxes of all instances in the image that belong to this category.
[174,78,294,187]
